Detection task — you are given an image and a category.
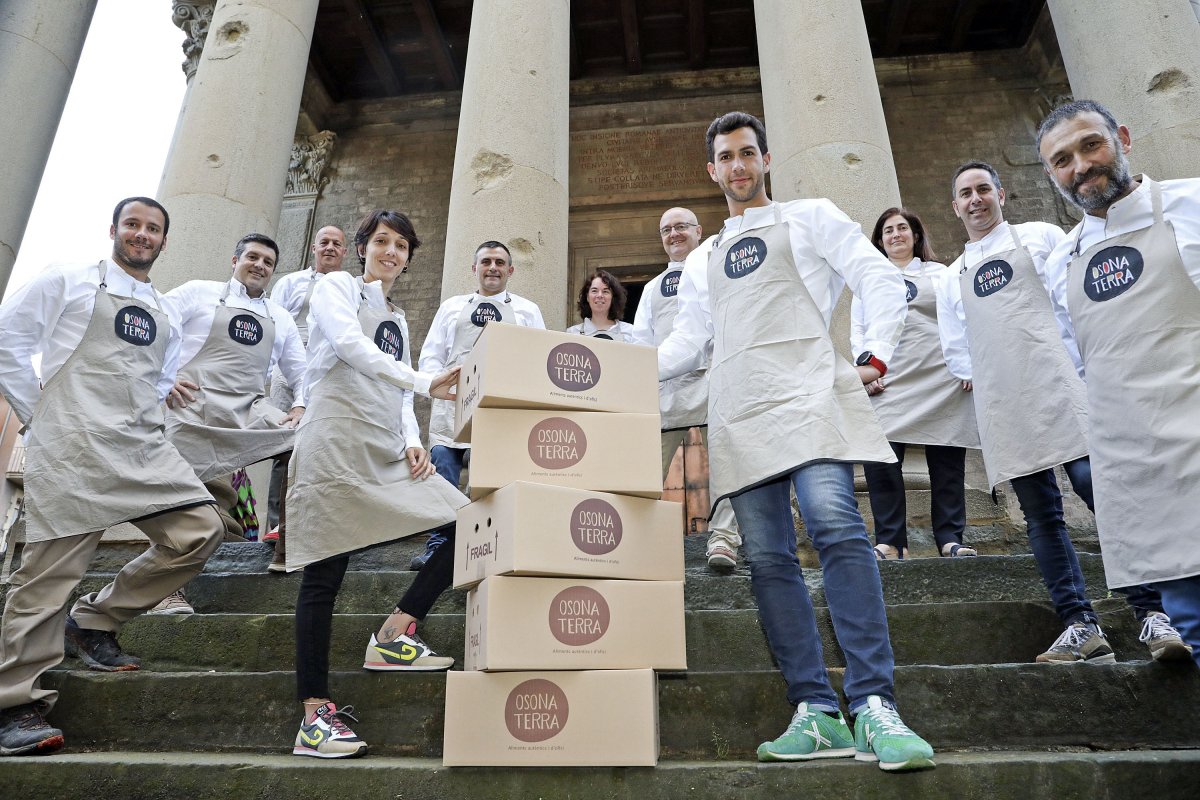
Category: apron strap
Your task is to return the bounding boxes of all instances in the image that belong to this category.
[97,260,108,290]
[771,202,783,225]
[1007,223,1024,253]
[219,281,231,306]
[1151,179,1164,224]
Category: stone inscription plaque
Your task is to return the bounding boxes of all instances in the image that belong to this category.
[570,124,712,204]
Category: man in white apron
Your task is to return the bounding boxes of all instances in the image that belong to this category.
[935,161,1185,663]
[631,206,742,573]
[1038,99,1200,665]
[410,241,545,570]
[262,225,347,551]
[158,233,308,608]
[0,198,224,756]
[658,112,934,772]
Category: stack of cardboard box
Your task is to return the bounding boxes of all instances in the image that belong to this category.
[442,324,686,767]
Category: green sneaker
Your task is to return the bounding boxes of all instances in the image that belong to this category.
[757,702,855,762]
[853,696,935,772]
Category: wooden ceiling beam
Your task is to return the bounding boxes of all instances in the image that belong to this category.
[341,0,403,95]
[949,0,980,51]
[620,0,643,74]
[882,0,913,56]
[412,0,460,89]
[688,0,706,69]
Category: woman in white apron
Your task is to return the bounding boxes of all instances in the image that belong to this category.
[286,210,466,759]
[566,269,634,341]
[853,209,980,559]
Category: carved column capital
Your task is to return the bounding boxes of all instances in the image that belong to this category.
[286,131,338,197]
[172,1,217,81]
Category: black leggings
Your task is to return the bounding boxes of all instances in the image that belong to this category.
[295,524,456,700]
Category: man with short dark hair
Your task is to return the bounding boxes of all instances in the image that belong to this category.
[0,198,225,756]
[410,240,545,570]
[934,159,1186,663]
[658,111,934,771]
[1038,99,1200,665]
[632,206,741,572]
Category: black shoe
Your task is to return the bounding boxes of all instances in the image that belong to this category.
[0,704,64,756]
[64,616,140,672]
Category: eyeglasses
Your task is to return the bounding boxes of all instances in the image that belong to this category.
[659,222,699,237]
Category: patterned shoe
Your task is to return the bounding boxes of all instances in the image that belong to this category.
[363,622,454,671]
[757,702,855,762]
[1035,622,1116,664]
[853,695,935,772]
[1139,612,1193,662]
[293,702,367,759]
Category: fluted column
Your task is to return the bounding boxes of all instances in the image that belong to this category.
[155,0,319,289]
[0,0,97,299]
[1049,0,1200,180]
[440,0,570,329]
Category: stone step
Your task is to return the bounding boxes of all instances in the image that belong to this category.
[40,662,1200,758]
[110,598,1152,674]
[1,749,1197,800]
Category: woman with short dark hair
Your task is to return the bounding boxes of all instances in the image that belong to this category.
[567,269,633,341]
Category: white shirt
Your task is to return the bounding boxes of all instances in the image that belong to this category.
[1045,176,1200,321]
[0,260,181,425]
[630,262,685,347]
[935,221,1073,381]
[270,267,337,326]
[566,317,635,342]
[658,200,907,380]
[303,271,430,447]
[418,290,546,374]
[162,277,308,407]
[849,258,954,354]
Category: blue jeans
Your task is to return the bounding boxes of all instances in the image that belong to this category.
[430,446,467,490]
[1152,575,1200,668]
[730,461,894,715]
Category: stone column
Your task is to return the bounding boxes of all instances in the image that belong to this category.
[751,0,901,228]
[0,0,97,299]
[440,0,570,329]
[1049,0,1200,180]
[154,0,320,290]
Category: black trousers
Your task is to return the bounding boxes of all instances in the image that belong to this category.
[863,442,967,552]
[295,523,455,700]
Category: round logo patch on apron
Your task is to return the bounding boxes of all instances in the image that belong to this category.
[227,313,264,346]
[661,271,681,297]
[973,259,1014,298]
[547,343,601,391]
[505,678,569,742]
[471,302,502,327]
[1084,245,1144,302]
[724,236,767,279]
[528,417,587,469]
[114,305,157,346]
[904,279,918,303]
[373,320,404,360]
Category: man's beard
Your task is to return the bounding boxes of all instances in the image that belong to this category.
[113,238,162,271]
[1057,145,1133,212]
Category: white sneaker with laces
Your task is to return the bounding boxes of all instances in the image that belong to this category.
[147,589,194,616]
[1139,611,1192,662]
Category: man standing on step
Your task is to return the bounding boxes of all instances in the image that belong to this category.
[658,111,935,772]
[262,225,348,565]
[1037,99,1200,666]
[0,198,225,756]
[934,160,1187,663]
[157,233,308,601]
[631,206,742,573]
[410,240,545,570]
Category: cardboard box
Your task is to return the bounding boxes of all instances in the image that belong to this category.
[465,408,663,499]
[453,482,683,590]
[465,576,686,671]
[442,669,658,766]
[454,323,659,441]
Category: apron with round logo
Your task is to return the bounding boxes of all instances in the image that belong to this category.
[166,284,294,482]
[1066,179,1200,587]
[959,225,1089,488]
[870,269,980,448]
[427,293,509,449]
[650,265,709,431]
[22,262,213,541]
[286,282,468,571]
[705,204,895,510]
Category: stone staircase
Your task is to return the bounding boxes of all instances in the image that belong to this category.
[1,530,1198,798]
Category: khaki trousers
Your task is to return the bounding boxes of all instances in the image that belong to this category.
[0,503,223,712]
[660,427,741,552]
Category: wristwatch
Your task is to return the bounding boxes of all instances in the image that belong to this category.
[856,351,888,378]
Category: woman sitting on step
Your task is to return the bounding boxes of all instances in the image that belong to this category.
[285,209,468,759]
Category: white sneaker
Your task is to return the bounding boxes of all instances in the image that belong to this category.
[293,702,367,759]
[1139,611,1193,662]
[147,589,194,616]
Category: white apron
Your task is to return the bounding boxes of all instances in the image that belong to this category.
[166,284,294,482]
[427,293,509,449]
[871,269,980,448]
[23,262,212,541]
[1066,179,1200,587]
[705,204,894,511]
[285,285,467,571]
[649,266,709,431]
[959,226,1089,487]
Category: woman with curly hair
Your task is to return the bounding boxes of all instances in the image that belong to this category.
[567,269,633,341]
